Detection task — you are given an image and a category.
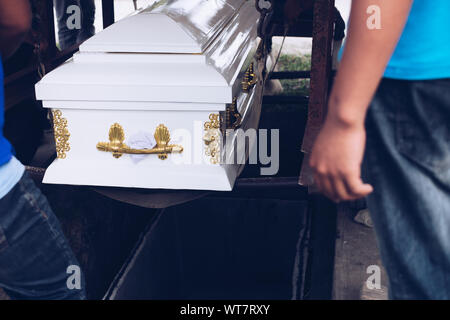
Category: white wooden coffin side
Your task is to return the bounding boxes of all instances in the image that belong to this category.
[36,0,263,191]
[40,54,262,191]
[42,110,235,191]
[42,81,263,191]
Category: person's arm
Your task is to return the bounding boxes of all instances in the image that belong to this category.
[310,0,413,202]
[0,0,32,59]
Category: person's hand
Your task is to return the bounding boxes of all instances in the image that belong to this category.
[309,117,373,203]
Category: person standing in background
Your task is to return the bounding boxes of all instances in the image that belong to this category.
[53,0,96,50]
[0,0,85,300]
[310,0,450,299]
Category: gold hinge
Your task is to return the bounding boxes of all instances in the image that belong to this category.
[225,97,242,130]
[97,123,183,160]
[203,114,221,165]
[241,62,258,93]
[52,110,70,159]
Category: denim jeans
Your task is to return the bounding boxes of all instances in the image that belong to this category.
[0,173,86,300]
[363,78,450,299]
[53,0,96,50]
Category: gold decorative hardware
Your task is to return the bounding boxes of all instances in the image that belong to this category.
[242,62,258,93]
[52,110,70,159]
[97,123,183,160]
[225,97,242,130]
[204,114,221,164]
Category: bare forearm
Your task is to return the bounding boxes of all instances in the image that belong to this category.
[328,0,413,127]
[0,0,32,59]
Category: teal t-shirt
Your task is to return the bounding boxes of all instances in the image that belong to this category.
[385,0,450,80]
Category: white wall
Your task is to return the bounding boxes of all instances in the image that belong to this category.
[336,0,351,24]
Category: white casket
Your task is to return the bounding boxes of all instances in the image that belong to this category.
[35,0,265,191]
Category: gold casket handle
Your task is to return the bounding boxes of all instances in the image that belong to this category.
[96,123,183,160]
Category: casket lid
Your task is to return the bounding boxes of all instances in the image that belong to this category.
[80,0,246,54]
[35,0,260,106]
[35,59,232,104]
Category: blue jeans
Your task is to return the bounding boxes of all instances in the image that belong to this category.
[364,78,450,299]
[0,173,86,300]
[53,0,96,50]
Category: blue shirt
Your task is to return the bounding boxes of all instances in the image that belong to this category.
[1,57,24,199]
[0,156,25,199]
[0,58,13,165]
[384,0,450,80]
